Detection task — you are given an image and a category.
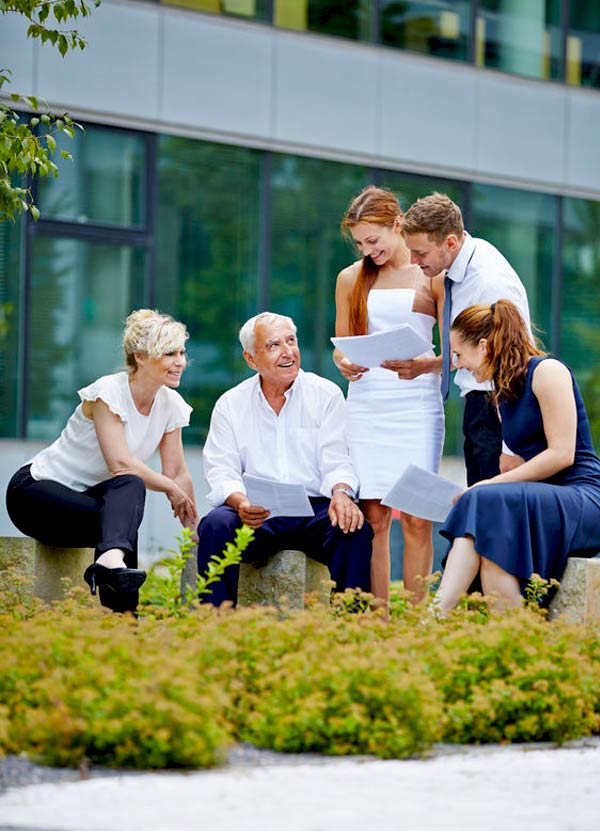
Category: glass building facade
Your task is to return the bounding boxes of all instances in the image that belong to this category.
[144,0,600,88]
[2,122,599,455]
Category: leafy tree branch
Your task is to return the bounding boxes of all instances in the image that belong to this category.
[0,0,101,221]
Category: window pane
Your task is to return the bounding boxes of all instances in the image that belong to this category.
[381,1,471,62]
[477,0,562,81]
[156,137,261,443]
[472,184,556,352]
[274,1,374,41]
[27,237,145,440]
[269,154,368,383]
[36,126,146,228]
[568,2,600,87]
[560,198,600,447]
[0,217,23,437]
[160,0,269,20]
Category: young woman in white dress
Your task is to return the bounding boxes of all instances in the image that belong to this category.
[334,186,445,604]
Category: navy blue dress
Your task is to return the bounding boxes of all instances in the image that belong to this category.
[441,357,600,590]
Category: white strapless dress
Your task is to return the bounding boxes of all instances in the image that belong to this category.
[346,289,444,499]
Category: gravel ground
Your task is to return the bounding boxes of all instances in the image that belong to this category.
[2,737,600,793]
[1,739,600,831]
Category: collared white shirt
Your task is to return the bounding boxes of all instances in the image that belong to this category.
[203,369,359,507]
[447,232,531,396]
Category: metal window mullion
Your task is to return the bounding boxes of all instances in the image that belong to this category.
[258,150,272,311]
[469,0,480,66]
[30,219,150,247]
[144,132,158,308]
[551,194,563,356]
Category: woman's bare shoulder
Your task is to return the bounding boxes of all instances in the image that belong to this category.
[337,260,361,287]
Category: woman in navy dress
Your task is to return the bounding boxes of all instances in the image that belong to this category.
[435,299,600,614]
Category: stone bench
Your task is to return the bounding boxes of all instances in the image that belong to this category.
[548,557,600,625]
[180,548,331,609]
[0,537,95,603]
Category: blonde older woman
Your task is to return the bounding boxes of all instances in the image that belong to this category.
[6,310,198,612]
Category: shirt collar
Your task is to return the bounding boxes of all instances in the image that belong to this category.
[447,231,475,284]
[255,368,304,407]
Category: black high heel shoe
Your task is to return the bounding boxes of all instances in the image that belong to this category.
[83,563,147,596]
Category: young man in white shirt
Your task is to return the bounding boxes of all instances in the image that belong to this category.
[402,192,531,485]
[197,312,373,606]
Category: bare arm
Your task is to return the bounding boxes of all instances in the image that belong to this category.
[333,264,369,381]
[92,399,197,522]
[473,360,576,486]
[159,428,199,531]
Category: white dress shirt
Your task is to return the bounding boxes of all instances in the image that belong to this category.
[448,232,531,396]
[203,369,359,507]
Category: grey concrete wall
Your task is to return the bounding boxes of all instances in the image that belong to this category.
[2,0,599,197]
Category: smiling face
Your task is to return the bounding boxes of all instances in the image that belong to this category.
[349,218,402,267]
[450,331,489,382]
[135,345,187,389]
[244,319,300,392]
[403,231,460,277]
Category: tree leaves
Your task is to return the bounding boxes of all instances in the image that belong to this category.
[0,93,84,222]
[0,0,100,221]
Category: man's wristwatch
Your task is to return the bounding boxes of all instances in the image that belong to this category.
[333,486,358,503]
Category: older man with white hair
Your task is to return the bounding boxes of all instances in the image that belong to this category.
[196,311,373,606]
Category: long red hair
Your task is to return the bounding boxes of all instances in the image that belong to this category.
[452,300,545,402]
[341,186,402,335]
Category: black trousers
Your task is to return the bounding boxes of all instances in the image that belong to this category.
[6,465,146,612]
[197,497,373,606]
[463,391,502,487]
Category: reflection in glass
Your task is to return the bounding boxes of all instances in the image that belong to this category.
[561,198,600,447]
[274,0,374,41]
[472,184,556,352]
[270,154,368,381]
[568,3,600,88]
[381,0,471,62]
[156,137,261,443]
[476,0,562,81]
[37,127,146,228]
[27,237,145,440]
[161,0,269,19]
[0,217,22,437]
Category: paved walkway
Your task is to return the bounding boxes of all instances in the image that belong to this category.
[1,742,599,831]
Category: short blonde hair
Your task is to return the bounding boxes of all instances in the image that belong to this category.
[123,309,189,373]
[403,192,464,242]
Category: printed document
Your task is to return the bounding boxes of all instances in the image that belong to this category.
[381,464,464,523]
[331,324,432,368]
[242,473,315,518]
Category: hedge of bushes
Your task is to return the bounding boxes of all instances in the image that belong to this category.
[1,569,599,770]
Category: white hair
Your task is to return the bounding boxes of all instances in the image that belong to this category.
[239,312,297,355]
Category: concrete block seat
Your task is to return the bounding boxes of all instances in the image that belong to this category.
[548,556,600,625]
[181,548,331,609]
[0,537,94,603]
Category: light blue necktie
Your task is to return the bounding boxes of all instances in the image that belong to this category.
[441,273,453,403]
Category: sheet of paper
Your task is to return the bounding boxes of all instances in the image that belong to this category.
[381,463,464,523]
[242,473,315,518]
[331,324,433,368]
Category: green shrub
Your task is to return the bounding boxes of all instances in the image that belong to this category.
[1,564,600,769]
[0,606,231,769]
[421,610,600,743]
